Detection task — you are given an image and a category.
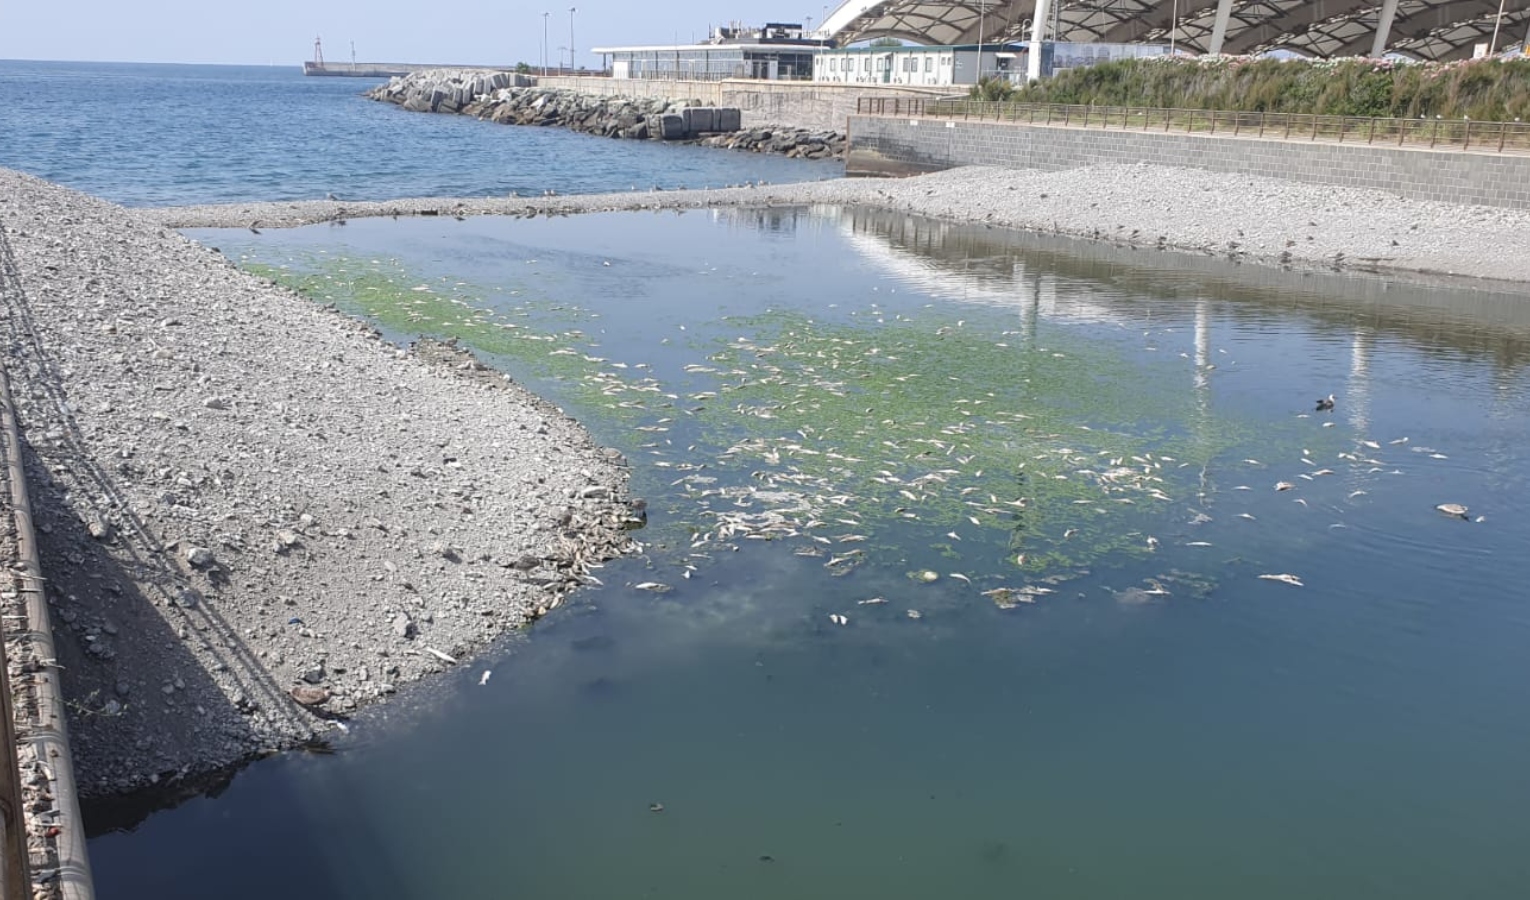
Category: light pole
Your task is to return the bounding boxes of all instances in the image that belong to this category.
[1170,0,1179,55]
[977,0,986,82]
[542,12,549,76]
[569,7,577,72]
[1489,0,1508,56]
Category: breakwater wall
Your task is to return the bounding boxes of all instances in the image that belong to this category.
[368,70,845,160]
[539,76,948,132]
[846,115,1530,211]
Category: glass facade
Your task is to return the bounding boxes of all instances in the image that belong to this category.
[607,46,816,81]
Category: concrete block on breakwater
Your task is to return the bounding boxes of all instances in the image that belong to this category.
[367,69,845,160]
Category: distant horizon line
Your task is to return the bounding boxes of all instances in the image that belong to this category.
[0,56,523,68]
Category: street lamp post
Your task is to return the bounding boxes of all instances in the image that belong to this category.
[569,7,577,73]
[1488,0,1508,56]
[977,0,986,83]
[542,11,549,76]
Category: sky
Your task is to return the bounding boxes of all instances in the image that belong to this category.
[0,0,840,67]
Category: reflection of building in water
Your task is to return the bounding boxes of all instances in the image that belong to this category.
[1347,328,1373,438]
[800,204,1530,378]
[713,206,817,235]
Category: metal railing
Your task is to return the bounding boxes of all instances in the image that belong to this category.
[854,97,1530,154]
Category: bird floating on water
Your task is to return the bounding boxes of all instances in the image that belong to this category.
[1315,394,1336,412]
[1434,503,1470,520]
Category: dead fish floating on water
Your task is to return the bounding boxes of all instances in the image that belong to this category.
[1258,573,1305,587]
[828,613,849,626]
[1275,481,1295,492]
[1434,503,1471,520]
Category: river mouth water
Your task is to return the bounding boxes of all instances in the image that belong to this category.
[90,207,1530,899]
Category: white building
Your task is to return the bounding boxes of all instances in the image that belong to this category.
[594,22,822,81]
[812,41,1171,87]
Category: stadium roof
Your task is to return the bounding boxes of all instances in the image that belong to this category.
[818,0,1530,60]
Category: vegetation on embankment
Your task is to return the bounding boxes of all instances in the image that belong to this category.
[976,57,1530,121]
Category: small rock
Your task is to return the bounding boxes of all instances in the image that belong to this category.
[391,613,415,638]
[185,546,215,568]
[202,396,229,410]
[290,685,330,706]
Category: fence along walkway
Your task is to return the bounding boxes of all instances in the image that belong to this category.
[854,97,1530,154]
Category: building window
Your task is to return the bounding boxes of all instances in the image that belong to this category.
[924,56,933,73]
[941,55,951,66]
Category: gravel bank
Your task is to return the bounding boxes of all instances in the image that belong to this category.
[146,163,1530,283]
[0,168,641,798]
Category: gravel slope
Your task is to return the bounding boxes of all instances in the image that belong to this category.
[1,169,640,798]
[146,163,1530,284]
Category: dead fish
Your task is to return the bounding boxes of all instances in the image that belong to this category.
[1186,541,1213,547]
[950,573,972,585]
[1434,503,1470,520]
[828,613,849,626]
[633,582,672,593]
[1258,573,1305,587]
[857,597,888,606]
[906,609,923,619]
[1275,481,1295,491]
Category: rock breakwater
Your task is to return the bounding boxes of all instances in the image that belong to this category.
[367,69,844,160]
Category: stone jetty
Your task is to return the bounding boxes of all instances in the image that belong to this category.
[367,70,845,160]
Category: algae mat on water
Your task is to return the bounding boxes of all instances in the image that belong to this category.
[242,247,1346,599]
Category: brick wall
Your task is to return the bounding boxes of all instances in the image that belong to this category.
[846,116,1530,211]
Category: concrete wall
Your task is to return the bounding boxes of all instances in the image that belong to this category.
[538,76,947,131]
[536,76,724,105]
[724,82,947,132]
[846,116,1530,211]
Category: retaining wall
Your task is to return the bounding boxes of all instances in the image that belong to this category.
[539,77,946,131]
[846,115,1530,211]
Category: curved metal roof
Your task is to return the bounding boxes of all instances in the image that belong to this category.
[820,0,1530,60]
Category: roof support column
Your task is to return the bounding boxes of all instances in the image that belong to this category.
[1371,0,1400,58]
[1207,0,1236,54]
[1027,0,1053,81]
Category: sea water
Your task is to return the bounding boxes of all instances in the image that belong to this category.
[85,207,1530,899]
[0,60,842,206]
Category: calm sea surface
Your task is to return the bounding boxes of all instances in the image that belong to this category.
[6,60,1530,900]
[0,61,841,206]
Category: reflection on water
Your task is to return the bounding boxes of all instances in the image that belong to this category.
[91,209,1530,899]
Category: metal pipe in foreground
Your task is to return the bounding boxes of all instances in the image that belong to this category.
[0,367,95,900]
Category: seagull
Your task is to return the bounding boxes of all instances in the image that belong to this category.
[1315,394,1336,412]
[248,221,261,235]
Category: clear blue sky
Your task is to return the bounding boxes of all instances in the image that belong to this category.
[0,1,837,67]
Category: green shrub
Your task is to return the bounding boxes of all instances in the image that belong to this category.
[1000,56,1530,121]
[969,76,1018,102]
